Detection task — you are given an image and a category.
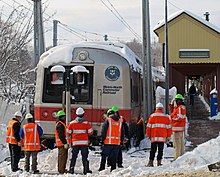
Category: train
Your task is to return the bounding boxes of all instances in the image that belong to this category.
[34,41,144,141]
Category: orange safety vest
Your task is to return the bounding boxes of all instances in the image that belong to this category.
[171,105,186,132]
[104,117,122,145]
[68,119,93,146]
[22,123,41,151]
[146,110,172,143]
[55,121,70,147]
[6,120,19,145]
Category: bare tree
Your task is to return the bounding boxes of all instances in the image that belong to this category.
[0,6,35,103]
[126,38,142,58]
[125,38,163,67]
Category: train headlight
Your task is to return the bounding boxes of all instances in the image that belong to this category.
[52,112,58,119]
[78,51,87,61]
[42,111,49,118]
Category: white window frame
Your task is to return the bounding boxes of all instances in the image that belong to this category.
[179,49,210,58]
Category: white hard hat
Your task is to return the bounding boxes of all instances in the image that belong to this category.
[156,103,163,109]
[14,111,22,118]
[25,113,33,119]
[76,107,85,115]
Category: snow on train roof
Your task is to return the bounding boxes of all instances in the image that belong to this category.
[40,41,143,73]
[40,42,165,82]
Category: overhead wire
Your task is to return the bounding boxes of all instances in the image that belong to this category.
[168,1,182,11]
[100,0,142,42]
[1,0,140,43]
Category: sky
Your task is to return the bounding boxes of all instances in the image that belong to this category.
[0,0,220,47]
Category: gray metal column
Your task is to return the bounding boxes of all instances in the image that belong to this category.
[32,0,45,67]
[53,20,59,47]
[142,0,153,123]
[165,0,169,114]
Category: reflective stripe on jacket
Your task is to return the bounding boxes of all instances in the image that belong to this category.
[68,119,93,146]
[6,120,18,144]
[103,117,122,145]
[55,121,70,147]
[146,110,172,143]
[22,123,41,151]
[171,105,186,132]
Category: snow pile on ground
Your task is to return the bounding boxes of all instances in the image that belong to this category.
[1,135,220,176]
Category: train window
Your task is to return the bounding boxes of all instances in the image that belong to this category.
[51,72,64,85]
[70,72,89,102]
[43,66,93,104]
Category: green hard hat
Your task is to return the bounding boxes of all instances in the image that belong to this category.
[175,94,184,100]
[57,110,66,117]
[111,106,119,112]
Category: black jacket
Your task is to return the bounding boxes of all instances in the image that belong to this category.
[12,118,21,142]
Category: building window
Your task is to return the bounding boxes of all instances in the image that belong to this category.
[179,49,210,58]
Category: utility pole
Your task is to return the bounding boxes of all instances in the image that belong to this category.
[53,20,59,47]
[142,0,153,124]
[32,0,45,67]
[165,0,169,114]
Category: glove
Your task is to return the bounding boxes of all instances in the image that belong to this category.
[123,138,128,144]
[18,141,22,146]
[64,144,69,149]
[166,137,171,143]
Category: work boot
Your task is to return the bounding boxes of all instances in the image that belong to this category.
[98,156,106,171]
[68,167,74,174]
[69,158,76,174]
[110,157,117,172]
[146,160,154,167]
[83,160,92,175]
[118,164,124,168]
[157,160,162,166]
[33,170,39,174]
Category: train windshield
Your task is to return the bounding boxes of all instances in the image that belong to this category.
[42,66,93,104]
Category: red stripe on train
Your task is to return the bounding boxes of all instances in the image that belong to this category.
[34,107,132,123]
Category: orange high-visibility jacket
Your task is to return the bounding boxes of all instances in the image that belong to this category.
[68,119,93,146]
[55,121,70,146]
[146,110,172,143]
[171,104,186,132]
[6,120,18,145]
[104,117,122,145]
[22,123,41,151]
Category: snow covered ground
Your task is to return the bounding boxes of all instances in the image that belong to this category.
[1,95,220,176]
[1,132,220,176]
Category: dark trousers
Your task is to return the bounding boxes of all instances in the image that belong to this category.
[58,146,68,173]
[190,94,195,105]
[24,151,38,171]
[100,144,120,171]
[9,144,21,171]
[107,146,123,166]
[149,142,164,160]
[71,146,89,162]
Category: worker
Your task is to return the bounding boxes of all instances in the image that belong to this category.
[68,107,93,175]
[20,113,43,174]
[107,106,129,168]
[171,94,187,160]
[146,103,172,167]
[98,109,124,172]
[55,110,69,174]
[6,111,23,172]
